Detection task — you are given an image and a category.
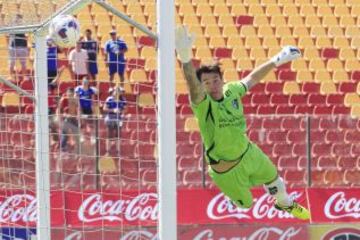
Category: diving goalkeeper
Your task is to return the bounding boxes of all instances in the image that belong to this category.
[175,26,310,220]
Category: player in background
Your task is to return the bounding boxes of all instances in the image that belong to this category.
[175,26,310,220]
[104,30,128,88]
[82,29,99,85]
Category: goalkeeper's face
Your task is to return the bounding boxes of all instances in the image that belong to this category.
[201,72,224,100]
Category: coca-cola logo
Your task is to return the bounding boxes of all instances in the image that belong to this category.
[0,194,36,223]
[78,193,158,223]
[207,192,302,220]
[121,230,158,240]
[193,227,302,240]
[64,231,82,240]
[324,192,360,219]
[321,228,360,240]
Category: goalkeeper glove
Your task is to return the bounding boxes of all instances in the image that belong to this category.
[271,46,301,67]
[175,26,195,63]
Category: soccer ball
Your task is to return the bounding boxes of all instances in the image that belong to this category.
[49,15,80,48]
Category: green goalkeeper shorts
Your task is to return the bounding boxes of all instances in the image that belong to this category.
[208,142,277,209]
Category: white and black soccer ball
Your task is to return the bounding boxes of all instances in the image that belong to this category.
[49,15,80,48]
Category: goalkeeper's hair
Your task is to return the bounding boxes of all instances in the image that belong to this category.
[196,63,223,82]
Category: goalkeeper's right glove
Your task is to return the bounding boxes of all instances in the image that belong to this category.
[175,26,195,63]
[271,46,301,67]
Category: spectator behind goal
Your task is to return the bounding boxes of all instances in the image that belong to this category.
[69,41,89,86]
[81,29,99,84]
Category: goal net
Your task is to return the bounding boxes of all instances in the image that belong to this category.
[0,0,176,239]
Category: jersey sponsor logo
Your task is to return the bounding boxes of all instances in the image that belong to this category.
[231,99,239,109]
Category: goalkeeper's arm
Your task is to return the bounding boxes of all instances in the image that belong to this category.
[241,46,301,91]
[175,26,205,105]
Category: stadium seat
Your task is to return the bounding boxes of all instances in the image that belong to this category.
[230,5,247,16]
[320,82,337,95]
[344,93,360,107]
[130,69,148,83]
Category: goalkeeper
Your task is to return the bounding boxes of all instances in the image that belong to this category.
[175,26,310,220]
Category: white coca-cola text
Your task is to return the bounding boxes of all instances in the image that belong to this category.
[78,193,158,223]
[0,194,36,223]
[324,191,360,219]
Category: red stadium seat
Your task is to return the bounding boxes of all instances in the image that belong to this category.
[235,15,254,27]
[284,169,306,187]
[182,169,202,187]
[287,130,306,143]
[338,82,357,93]
[265,82,284,94]
[344,170,360,186]
[281,117,303,130]
[351,144,360,157]
[276,105,295,114]
[214,48,232,58]
[311,170,327,187]
[325,130,345,143]
[326,94,344,105]
[338,156,358,170]
[311,130,327,143]
[278,70,297,81]
[270,94,289,105]
[314,106,333,115]
[325,170,346,186]
[251,93,270,105]
[321,48,339,59]
[273,143,292,157]
[292,143,306,157]
[333,106,350,114]
[317,156,337,170]
[302,83,320,94]
[289,94,307,106]
[312,143,332,157]
[267,130,287,144]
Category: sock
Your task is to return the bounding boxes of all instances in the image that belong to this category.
[264,177,292,207]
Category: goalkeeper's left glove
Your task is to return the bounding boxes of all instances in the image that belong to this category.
[175,26,195,63]
[271,46,301,67]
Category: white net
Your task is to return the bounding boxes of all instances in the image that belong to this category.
[0,0,162,239]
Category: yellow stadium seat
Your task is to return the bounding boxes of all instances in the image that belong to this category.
[140,47,156,59]
[345,59,360,71]
[219,58,235,69]
[312,0,328,4]
[130,69,148,83]
[127,4,143,15]
[283,82,300,95]
[223,25,238,37]
[258,25,274,37]
[138,93,155,107]
[205,25,222,37]
[248,4,265,15]
[176,68,186,83]
[293,26,309,37]
[188,25,204,36]
[344,93,360,107]
[261,0,277,4]
[275,26,292,38]
[143,3,155,16]
[351,106,360,119]
[245,36,262,49]
[288,16,304,27]
[311,26,327,37]
[333,36,350,48]
[263,36,279,49]
[192,0,208,5]
[178,4,196,16]
[266,5,282,16]
[346,0,360,5]
[309,59,326,71]
[295,0,311,3]
[299,37,316,49]
[267,48,280,58]
[351,37,360,48]
[328,0,345,5]
[317,5,333,16]
[350,5,360,17]
[280,37,297,46]
[1,92,20,107]
[320,82,337,95]
[176,82,188,94]
[223,69,239,82]
[328,26,344,37]
[127,47,139,58]
[314,70,333,83]
[250,48,267,59]
[232,47,248,60]
[213,4,230,16]
[98,156,116,173]
[357,82,360,95]
[345,26,360,38]
[253,15,270,27]
[339,48,356,61]
[196,3,213,15]
[300,5,316,16]
[333,70,349,83]
[305,16,322,27]
[184,117,199,132]
[254,58,268,67]
[218,15,234,26]
[283,5,299,17]
[322,16,339,28]
[145,58,157,71]
[339,16,355,27]
[357,49,360,59]
[334,5,350,17]
[327,59,344,72]
[230,4,247,16]
[200,16,217,26]
[271,16,287,27]
[297,70,314,83]
[292,59,308,71]
[193,36,208,48]
[209,36,226,48]
[209,0,226,4]
[316,37,333,48]
[261,71,277,83]
[183,15,200,25]
[227,36,244,48]
[240,25,257,37]
[236,58,253,70]
[195,47,212,59]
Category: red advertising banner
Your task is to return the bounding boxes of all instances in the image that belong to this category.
[0,188,358,227]
[308,188,360,223]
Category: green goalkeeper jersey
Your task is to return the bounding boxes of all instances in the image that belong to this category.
[191,81,250,164]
